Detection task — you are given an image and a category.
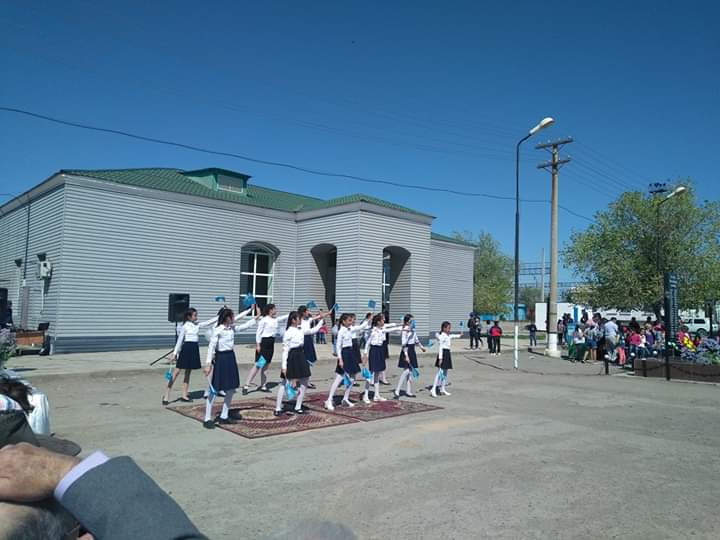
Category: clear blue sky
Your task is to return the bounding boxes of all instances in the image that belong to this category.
[1,1,718,282]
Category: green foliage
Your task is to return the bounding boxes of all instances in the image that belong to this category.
[562,182,720,315]
[453,230,513,315]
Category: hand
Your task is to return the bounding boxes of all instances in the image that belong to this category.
[0,443,80,502]
[256,344,261,353]
[421,347,427,353]
[362,355,368,363]
[338,358,344,368]
[281,369,286,377]
[170,353,177,363]
[203,365,212,376]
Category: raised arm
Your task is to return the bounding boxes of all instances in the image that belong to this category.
[277,314,290,324]
[197,315,219,328]
[234,307,254,321]
[234,318,257,332]
[206,327,219,365]
[304,320,325,335]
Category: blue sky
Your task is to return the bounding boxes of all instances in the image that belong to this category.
[1,1,718,282]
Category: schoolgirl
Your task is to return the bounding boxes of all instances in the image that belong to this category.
[394,314,427,399]
[298,305,326,389]
[242,304,289,395]
[274,311,325,416]
[349,313,371,378]
[163,307,219,405]
[324,313,361,411]
[362,314,402,403]
[203,308,258,429]
[431,321,462,398]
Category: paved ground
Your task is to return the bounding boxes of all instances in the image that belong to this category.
[11,348,720,539]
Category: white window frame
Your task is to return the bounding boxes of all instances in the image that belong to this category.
[381,252,391,309]
[241,249,274,305]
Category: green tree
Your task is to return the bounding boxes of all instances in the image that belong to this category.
[562,183,720,317]
[453,230,513,315]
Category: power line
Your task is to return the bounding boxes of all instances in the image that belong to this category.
[0,106,594,222]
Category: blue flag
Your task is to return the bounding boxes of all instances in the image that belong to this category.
[331,303,340,313]
[411,319,416,330]
[306,300,317,309]
[242,294,256,308]
[214,295,226,303]
[342,373,352,387]
[368,299,377,309]
[412,367,420,380]
[255,355,267,369]
[164,368,173,381]
[427,339,435,348]
[208,382,218,400]
[361,367,372,380]
[286,382,297,399]
[438,369,446,382]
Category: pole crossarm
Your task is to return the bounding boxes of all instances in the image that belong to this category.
[535,137,574,150]
[537,158,571,170]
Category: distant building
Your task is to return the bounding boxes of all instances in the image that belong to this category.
[0,168,474,353]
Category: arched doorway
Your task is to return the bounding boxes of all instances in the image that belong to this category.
[382,246,411,322]
[311,243,337,320]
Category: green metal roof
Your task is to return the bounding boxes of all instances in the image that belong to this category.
[60,167,432,217]
[430,232,476,247]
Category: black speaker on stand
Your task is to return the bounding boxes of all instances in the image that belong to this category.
[168,293,190,347]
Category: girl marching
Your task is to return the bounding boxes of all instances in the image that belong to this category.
[324,313,363,411]
[242,304,289,395]
[298,305,326,389]
[431,321,462,398]
[163,308,219,405]
[274,311,325,416]
[394,314,427,399]
[203,307,258,429]
[362,314,402,403]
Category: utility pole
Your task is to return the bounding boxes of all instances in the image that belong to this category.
[536,137,572,357]
[539,247,545,303]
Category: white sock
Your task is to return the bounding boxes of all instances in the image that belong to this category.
[220,389,235,419]
[374,382,380,396]
[432,370,442,391]
[295,378,308,410]
[380,371,387,383]
[395,370,409,395]
[327,374,343,402]
[204,394,215,422]
[275,382,286,411]
[441,370,449,391]
[342,378,354,401]
[406,376,413,395]
[260,368,268,388]
[244,365,258,387]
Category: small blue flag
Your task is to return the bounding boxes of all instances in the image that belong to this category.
[361,367,372,380]
[438,369,446,382]
[411,319,416,330]
[342,373,352,387]
[286,382,297,399]
[368,299,377,309]
[459,321,464,327]
[412,367,420,380]
[164,368,173,381]
[255,355,267,369]
[214,295,226,303]
[427,339,435,348]
[331,303,340,313]
[208,382,218,400]
[306,300,317,309]
[242,294,256,308]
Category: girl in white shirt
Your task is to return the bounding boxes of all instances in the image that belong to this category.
[431,321,462,398]
[242,303,289,395]
[298,305,326,389]
[163,308,218,405]
[324,313,360,411]
[394,314,427,400]
[203,308,258,429]
[362,314,402,403]
[275,311,325,416]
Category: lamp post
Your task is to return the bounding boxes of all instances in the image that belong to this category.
[514,117,555,369]
[655,186,687,272]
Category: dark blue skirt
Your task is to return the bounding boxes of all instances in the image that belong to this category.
[303,335,317,364]
[352,338,361,364]
[335,346,360,376]
[435,349,453,370]
[212,350,240,391]
[176,341,201,370]
[369,345,386,373]
[398,344,418,369]
[286,346,311,380]
[382,340,390,359]
[255,336,275,364]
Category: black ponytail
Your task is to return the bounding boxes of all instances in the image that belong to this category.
[286,311,299,329]
[183,308,197,322]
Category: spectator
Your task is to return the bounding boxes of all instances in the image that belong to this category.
[467,315,479,350]
[527,322,538,347]
[476,317,484,349]
[572,325,586,363]
[316,323,327,344]
[603,317,619,362]
[585,322,599,362]
[556,319,565,349]
[489,321,503,356]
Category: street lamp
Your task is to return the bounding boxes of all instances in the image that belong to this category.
[514,117,555,369]
[656,185,688,272]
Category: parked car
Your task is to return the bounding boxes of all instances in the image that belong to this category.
[681,318,718,337]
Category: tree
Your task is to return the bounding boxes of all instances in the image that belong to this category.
[453,230,513,315]
[562,183,720,318]
[519,286,542,320]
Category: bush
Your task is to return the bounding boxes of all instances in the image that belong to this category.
[680,337,720,365]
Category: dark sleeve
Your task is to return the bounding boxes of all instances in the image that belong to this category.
[60,456,207,540]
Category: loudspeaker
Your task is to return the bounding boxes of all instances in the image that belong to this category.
[168,293,190,323]
[0,288,7,315]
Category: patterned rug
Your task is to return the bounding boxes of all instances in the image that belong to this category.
[168,399,359,439]
[301,392,443,422]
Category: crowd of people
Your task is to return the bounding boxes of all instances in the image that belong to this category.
[466,314,504,355]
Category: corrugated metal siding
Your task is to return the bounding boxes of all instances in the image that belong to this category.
[430,239,474,335]
[0,187,65,334]
[58,184,296,346]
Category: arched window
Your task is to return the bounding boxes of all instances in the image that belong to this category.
[240,243,277,309]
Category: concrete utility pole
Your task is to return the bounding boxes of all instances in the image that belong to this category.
[539,247,545,303]
[536,137,572,357]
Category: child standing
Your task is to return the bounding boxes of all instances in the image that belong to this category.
[298,305,326,389]
[394,314,427,399]
[203,308,258,429]
[324,314,361,411]
[163,308,219,405]
[242,304,289,395]
[362,314,402,403]
[431,321,462,398]
[275,312,325,416]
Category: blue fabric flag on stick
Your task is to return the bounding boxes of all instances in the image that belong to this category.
[411,319,416,330]
[255,355,267,369]
[306,300,317,309]
[411,367,420,380]
[331,303,340,313]
[367,299,376,309]
[361,367,372,380]
[242,294,256,308]
[208,382,218,400]
[214,295,226,303]
[286,382,297,400]
[427,339,435,348]
[164,368,173,381]
[438,369,446,382]
[342,373,352,387]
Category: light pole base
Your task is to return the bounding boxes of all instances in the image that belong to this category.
[544,333,561,358]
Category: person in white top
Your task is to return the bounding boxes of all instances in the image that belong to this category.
[202,308,258,429]
[431,321,462,398]
[274,311,325,416]
[349,314,371,377]
[162,308,218,405]
[394,314,427,400]
[298,305,326,389]
[361,314,402,403]
[242,303,289,395]
[324,313,362,411]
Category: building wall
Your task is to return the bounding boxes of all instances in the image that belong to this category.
[429,239,474,335]
[54,182,298,352]
[0,187,66,335]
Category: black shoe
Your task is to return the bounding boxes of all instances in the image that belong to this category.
[218,417,238,425]
[393,391,400,400]
[405,393,417,398]
[273,410,283,417]
[162,399,169,406]
[379,381,391,385]
[203,420,215,429]
[307,382,316,389]
[242,387,249,396]
[294,409,307,415]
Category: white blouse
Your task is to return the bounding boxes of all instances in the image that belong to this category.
[300,317,325,335]
[401,327,421,349]
[174,307,253,355]
[281,323,324,370]
[206,318,258,365]
[363,327,386,353]
[335,325,354,357]
[349,319,370,340]
[256,314,290,343]
[436,331,463,360]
